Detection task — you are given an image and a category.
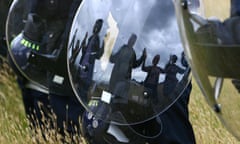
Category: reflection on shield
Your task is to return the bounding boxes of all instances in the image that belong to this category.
[68,0,190,125]
[6,0,52,89]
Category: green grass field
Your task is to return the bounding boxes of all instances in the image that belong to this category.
[0,56,239,144]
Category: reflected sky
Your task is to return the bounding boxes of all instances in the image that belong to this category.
[68,0,185,83]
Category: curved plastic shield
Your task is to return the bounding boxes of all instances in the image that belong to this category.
[6,0,48,89]
[68,0,191,125]
[174,0,240,140]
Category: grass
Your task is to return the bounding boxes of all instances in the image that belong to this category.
[0,56,239,143]
[189,79,239,143]
[0,57,31,144]
[0,57,86,144]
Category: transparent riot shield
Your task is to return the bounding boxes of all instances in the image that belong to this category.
[174,0,240,140]
[6,0,49,89]
[67,0,191,125]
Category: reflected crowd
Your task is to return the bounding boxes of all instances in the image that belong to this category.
[69,18,190,123]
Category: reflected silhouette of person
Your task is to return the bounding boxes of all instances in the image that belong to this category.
[69,40,80,68]
[181,51,191,77]
[69,31,88,66]
[163,55,185,96]
[181,51,189,68]
[69,32,88,79]
[79,19,104,80]
[77,19,104,102]
[142,54,164,104]
[71,40,80,63]
[109,33,146,104]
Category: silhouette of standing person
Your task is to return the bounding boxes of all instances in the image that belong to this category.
[163,54,185,97]
[109,33,146,104]
[142,54,165,104]
[78,19,104,102]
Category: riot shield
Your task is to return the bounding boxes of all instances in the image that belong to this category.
[67,0,191,125]
[174,0,240,140]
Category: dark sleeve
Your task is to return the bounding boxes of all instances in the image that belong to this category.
[81,38,88,58]
[133,52,144,68]
[141,59,151,72]
[181,56,189,68]
[94,37,102,59]
[176,65,185,74]
[159,67,165,73]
